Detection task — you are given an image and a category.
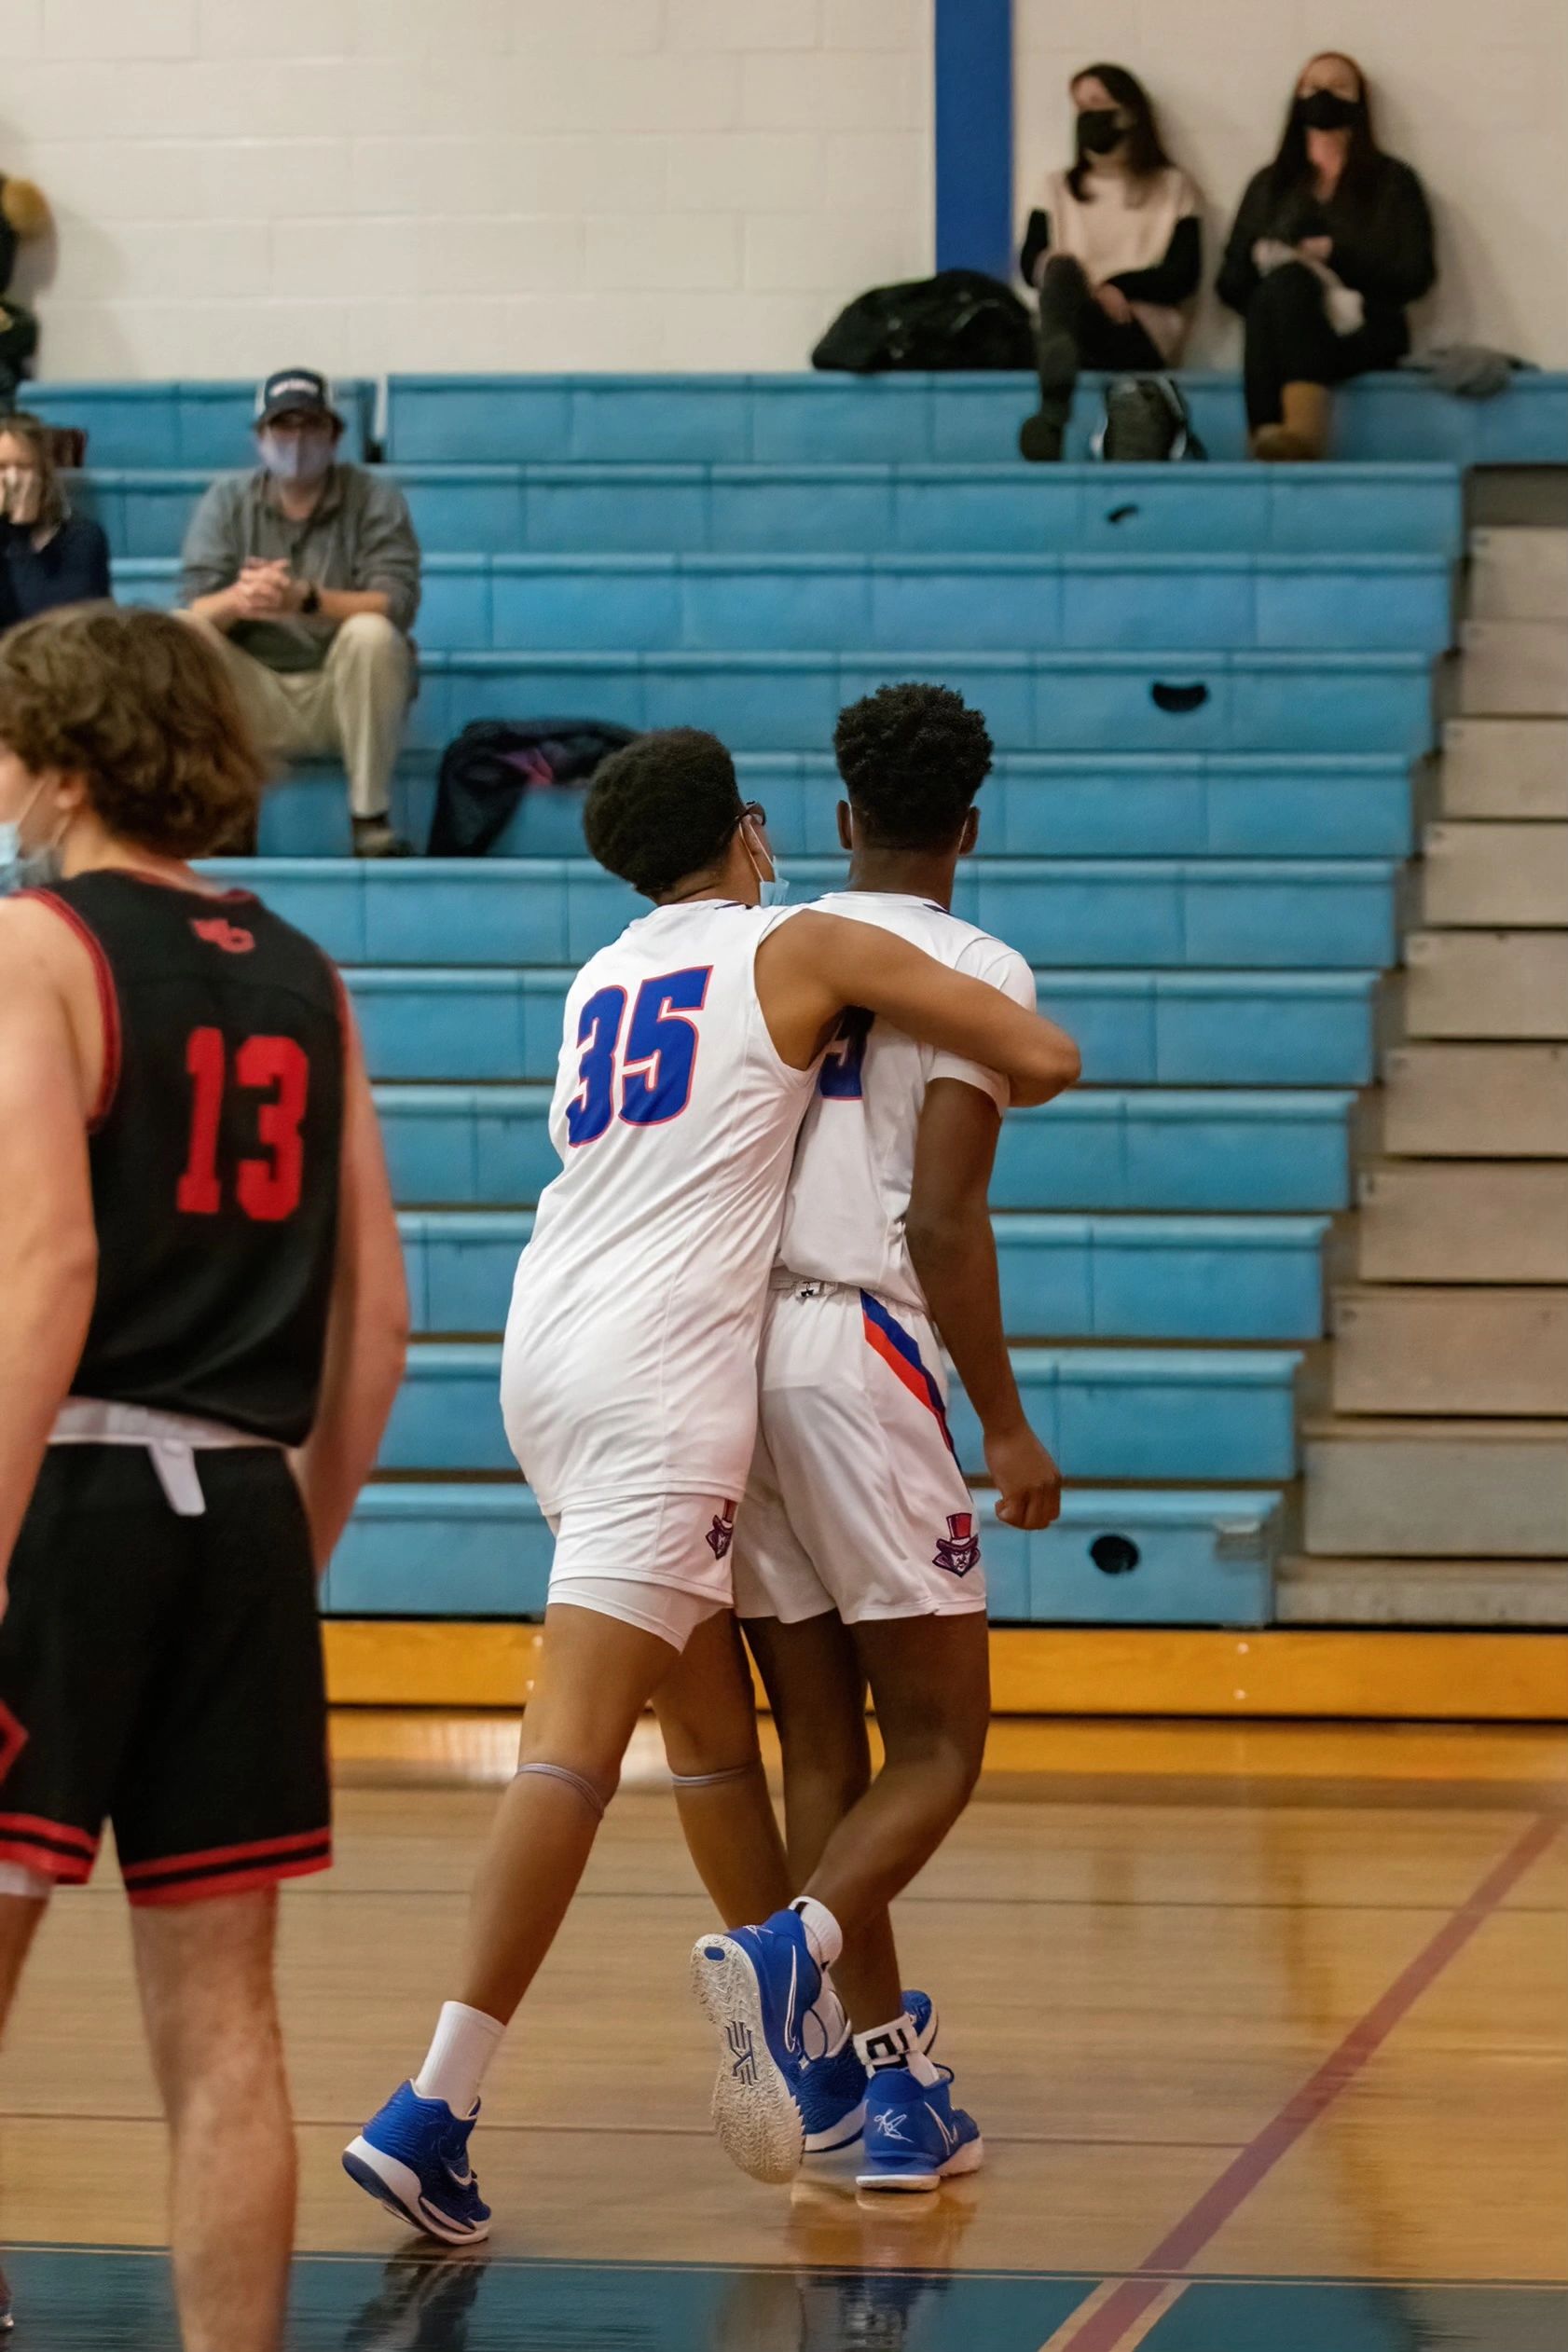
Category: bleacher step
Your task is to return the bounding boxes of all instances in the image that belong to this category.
[1302,1417,1568,1559]
[1276,1554,1568,1628]
[1382,1044,1568,1156]
[1331,1286,1568,1414]
[1468,529,1568,622]
[1439,719,1568,818]
[1459,621,1568,716]
[1356,1162,1568,1282]
[1403,931,1568,1038]
[1422,821,1568,927]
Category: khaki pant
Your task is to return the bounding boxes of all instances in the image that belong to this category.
[185,612,412,820]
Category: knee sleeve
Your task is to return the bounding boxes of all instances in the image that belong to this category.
[515,1760,611,1820]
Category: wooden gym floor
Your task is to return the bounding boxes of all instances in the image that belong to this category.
[3,1715,1565,2349]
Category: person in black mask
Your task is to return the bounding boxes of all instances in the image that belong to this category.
[1218,51,1436,459]
[1017,64,1204,462]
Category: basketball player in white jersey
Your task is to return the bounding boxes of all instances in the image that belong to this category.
[681,682,1064,2193]
[346,727,1080,2240]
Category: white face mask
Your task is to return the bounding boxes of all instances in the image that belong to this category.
[0,782,63,896]
[0,464,44,529]
[258,431,333,488]
[742,817,790,907]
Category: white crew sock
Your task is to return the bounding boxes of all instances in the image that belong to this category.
[413,2001,505,2116]
[789,1894,843,1970]
[855,2010,940,2086]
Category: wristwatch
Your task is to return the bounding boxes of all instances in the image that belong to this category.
[300,582,322,616]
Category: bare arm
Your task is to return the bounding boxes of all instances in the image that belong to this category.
[906,1080,1061,1531]
[288,1004,408,1573]
[0,929,98,1606]
[758,912,1080,1107]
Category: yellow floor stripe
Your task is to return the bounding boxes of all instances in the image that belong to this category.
[1038,2279,1190,2351]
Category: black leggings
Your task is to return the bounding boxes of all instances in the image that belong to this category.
[1032,254,1163,416]
[1242,260,1409,428]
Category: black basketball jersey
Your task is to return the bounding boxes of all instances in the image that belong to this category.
[36,871,347,1446]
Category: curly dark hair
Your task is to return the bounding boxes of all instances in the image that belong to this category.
[832,682,994,851]
[0,604,265,858]
[584,726,746,900]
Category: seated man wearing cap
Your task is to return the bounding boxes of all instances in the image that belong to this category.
[180,368,421,858]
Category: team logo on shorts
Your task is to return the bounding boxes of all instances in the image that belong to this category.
[190,916,254,956]
[933,1512,981,1578]
[707,1502,736,1560]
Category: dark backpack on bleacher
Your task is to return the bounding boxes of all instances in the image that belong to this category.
[812,269,1035,374]
[1092,375,1206,462]
[428,719,639,858]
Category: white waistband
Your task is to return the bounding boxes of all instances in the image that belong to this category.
[50,1399,280,1451]
[48,1399,281,1517]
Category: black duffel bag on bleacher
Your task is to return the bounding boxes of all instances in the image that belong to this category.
[428,719,639,858]
[812,268,1035,374]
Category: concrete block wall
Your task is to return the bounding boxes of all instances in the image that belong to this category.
[1015,0,1568,365]
[0,0,934,378]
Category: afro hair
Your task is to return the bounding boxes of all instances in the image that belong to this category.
[832,682,994,851]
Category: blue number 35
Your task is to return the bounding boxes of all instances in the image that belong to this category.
[566,966,711,1147]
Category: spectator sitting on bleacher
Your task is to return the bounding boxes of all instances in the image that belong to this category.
[1218,52,1436,461]
[179,368,420,859]
[1017,63,1204,463]
[0,411,111,628]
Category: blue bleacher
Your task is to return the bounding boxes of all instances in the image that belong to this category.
[53,360,1549,1626]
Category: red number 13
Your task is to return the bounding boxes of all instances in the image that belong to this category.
[176,1027,310,1223]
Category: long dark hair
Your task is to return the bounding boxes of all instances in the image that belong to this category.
[1066,63,1172,201]
[1268,51,1383,203]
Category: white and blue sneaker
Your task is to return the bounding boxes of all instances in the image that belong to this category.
[692,1907,832,2183]
[855,2065,983,2194]
[343,2083,492,2245]
[801,1988,941,2157]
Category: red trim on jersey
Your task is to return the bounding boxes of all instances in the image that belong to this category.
[119,1826,332,1884]
[110,869,257,907]
[22,889,123,1131]
[124,1838,333,1907]
[0,1810,98,1857]
[0,1699,27,1786]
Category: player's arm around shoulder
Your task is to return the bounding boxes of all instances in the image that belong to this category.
[0,905,100,1600]
[288,993,409,1574]
[758,910,1080,1106]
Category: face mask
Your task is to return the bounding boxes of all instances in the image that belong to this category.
[258,432,333,487]
[1077,107,1125,156]
[1295,89,1361,132]
[742,818,790,908]
[0,466,43,529]
[0,786,63,897]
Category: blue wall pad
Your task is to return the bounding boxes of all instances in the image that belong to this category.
[382,370,1568,468]
[397,1209,1330,1343]
[82,461,1465,562]
[348,966,1380,1090]
[326,1482,1285,1627]
[934,0,1013,279]
[211,856,1402,970]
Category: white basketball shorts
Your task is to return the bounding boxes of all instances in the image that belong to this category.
[546,1491,740,1652]
[731,1278,987,1626]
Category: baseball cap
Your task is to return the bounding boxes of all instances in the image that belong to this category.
[254,367,343,429]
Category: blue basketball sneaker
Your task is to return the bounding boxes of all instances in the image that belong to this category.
[692,1907,832,2182]
[343,2083,491,2245]
[800,1988,941,2157]
[855,2065,983,2194]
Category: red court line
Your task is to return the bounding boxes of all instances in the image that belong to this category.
[1060,1812,1561,2352]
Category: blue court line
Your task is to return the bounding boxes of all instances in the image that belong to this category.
[934,0,1014,280]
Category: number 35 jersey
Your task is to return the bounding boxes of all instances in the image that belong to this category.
[502,899,815,1514]
[28,872,345,1446]
[777,892,1037,1315]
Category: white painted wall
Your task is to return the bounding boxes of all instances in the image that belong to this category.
[1,0,933,380]
[1016,0,1568,364]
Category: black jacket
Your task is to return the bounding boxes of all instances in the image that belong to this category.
[0,513,113,629]
[1217,154,1436,318]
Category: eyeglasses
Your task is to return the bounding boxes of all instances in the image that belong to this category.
[740,799,768,829]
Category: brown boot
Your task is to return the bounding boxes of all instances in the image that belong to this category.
[1251,380,1330,461]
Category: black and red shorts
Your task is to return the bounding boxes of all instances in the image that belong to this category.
[0,1445,331,1905]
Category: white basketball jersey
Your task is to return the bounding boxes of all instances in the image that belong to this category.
[502,899,816,1513]
[776,891,1036,1313]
